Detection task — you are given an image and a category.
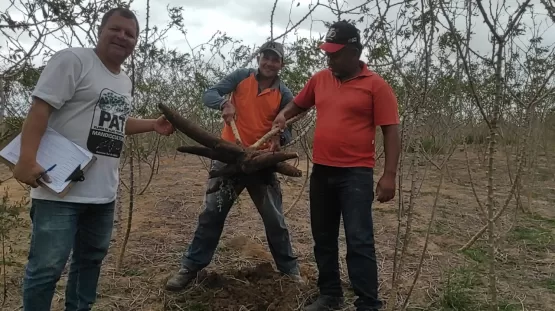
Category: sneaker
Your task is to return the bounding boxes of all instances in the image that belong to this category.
[165,267,198,292]
[304,295,345,311]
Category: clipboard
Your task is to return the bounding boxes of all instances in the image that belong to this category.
[0,127,97,198]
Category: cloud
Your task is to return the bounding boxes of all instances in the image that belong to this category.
[134,0,372,46]
[163,0,334,32]
[1,0,555,70]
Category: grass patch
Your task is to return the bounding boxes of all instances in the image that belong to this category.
[529,213,555,227]
[544,278,555,292]
[433,266,484,310]
[461,247,488,263]
[509,226,554,251]
[429,266,523,311]
[498,301,522,311]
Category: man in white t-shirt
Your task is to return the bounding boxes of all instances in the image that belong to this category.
[13,7,174,311]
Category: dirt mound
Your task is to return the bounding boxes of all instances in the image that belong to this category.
[225,235,274,261]
[169,263,311,311]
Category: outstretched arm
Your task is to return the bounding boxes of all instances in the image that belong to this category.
[279,100,309,120]
[125,117,155,135]
[274,75,316,124]
[125,116,175,136]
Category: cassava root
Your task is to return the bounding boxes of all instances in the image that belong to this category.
[158,103,304,192]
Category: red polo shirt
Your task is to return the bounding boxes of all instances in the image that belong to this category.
[294,62,400,168]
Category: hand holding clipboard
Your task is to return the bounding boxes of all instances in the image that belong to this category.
[0,127,96,197]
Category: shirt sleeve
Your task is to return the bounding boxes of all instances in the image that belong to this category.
[201,68,251,110]
[373,80,400,126]
[293,75,317,109]
[278,84,294,111]
[31,49,83,109]
[278,83,295,146]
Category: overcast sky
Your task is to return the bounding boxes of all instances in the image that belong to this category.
[1,0,554,70]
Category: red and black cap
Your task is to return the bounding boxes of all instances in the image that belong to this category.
[319,20,362,53]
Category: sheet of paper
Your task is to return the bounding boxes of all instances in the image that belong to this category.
[0,127,93,193]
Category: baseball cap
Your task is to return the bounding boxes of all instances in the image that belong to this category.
[259,41,285,59]
[319,20,361,53]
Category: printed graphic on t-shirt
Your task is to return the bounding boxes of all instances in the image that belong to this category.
[86,88,131,158]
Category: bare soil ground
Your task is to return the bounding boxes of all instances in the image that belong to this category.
[1,148,554,311]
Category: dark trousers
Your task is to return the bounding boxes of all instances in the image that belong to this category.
[309,164,382,310]
[182,160,299,275]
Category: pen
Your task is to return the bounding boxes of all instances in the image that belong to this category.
[38,164,56,180]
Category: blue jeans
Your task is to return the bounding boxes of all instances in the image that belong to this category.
[22,198,115,311]
[182,160,300,275]
[309,164,382,310]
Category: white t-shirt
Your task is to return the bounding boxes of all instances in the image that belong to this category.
[30,47,132,204]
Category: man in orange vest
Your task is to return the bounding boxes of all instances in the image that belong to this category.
[165,41,302,291]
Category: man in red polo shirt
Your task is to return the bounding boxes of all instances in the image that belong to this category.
[273,21,401,311]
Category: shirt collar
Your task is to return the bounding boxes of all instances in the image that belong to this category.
[255,69,281,89]
[358,61,373,77]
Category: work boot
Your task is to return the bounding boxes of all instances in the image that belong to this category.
[304,295,345,311]
[286,273,306,285]
[165,267,198,292]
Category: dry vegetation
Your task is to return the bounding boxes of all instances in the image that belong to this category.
[1,0,555,310]
[0,145,554,311]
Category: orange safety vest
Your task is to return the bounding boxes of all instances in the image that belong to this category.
[221,73,284,149]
